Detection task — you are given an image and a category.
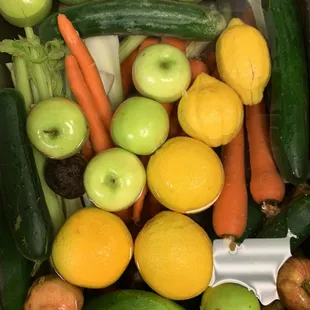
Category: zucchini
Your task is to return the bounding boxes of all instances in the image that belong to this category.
[257,195,310,252]
[264,0,310,185]
[39,0,227,43]
[0,195,33,310]
[295,0,310,78]
[235,195,265,244]
[84,290,185,310]
[0,89,53,267]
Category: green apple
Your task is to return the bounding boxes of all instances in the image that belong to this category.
[132,44,191,103]
[26,97,89,159]
[84,147,146,212]
[110,97,170,155]
[201,283,260,310]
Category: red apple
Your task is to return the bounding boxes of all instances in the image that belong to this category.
[277,256,310,310]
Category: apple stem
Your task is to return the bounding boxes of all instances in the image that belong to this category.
[302,280,310,295]
[43,129,58,137]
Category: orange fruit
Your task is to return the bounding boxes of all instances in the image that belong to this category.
[51,207,133,288]
[147,136,224,213]
[134,211,213,300]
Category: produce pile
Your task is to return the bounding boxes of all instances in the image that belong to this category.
[0,0,310,309]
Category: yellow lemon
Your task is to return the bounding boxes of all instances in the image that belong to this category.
[52,207,133,289]
[147,136,224,213]
[178,72,244,147]
[134,211,213,300]
[216,18,271,105]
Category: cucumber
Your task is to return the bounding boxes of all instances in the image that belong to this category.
[236,195,265,244]
[0,195,33,310]
[295,0,310,78]
[257,195,310,252]
[264,0,310,185]
[39,0,226,43]
[0,89,53,266]
[84,290,185,310]
[59,0,89,5]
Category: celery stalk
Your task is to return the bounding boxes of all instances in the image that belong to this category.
[6,63,16,88]
[24,27,52,100]
[186,41,210,59]
[5,31,66,237]
[13,56,33,113]
[119,35,147,63]
[62,197,84,219]
[30,80,40,105]
[33,149,65,236]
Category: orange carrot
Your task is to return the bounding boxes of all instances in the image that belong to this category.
[213,126,248,240]
[205,52,216,74]
[138,37,160,53]
[212,67,221,81]
[240,7,256,26]
[140,155,150,168]
[168,103,182,138]
[81,139,94,161]
[161,102,174,117]
[114,207,133,224]
[121,49,139,98]
[246,102,285,216]
[147,193,163,219]
[190,59,208,82]
[65,55,113,153]
[161,37,188,53]
[58,14,113,130]
[132,184,149,224]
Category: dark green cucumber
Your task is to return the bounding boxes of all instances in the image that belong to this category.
[84,290,185,310]
[257,195,310,252]
[39,0,226,43]
[0,195,32,310]
[295,0,310,79]
[263,0,309,184]
[0,89,53,265]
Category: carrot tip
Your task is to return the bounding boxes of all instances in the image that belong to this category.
[261,201,280,218]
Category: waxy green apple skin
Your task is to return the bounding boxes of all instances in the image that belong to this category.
[201,283,260,310]
[26,97,89,160]
[83,147,146,212]
[132,44,191,103]
[111,97,170,156]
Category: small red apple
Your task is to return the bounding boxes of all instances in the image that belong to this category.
[277,256,310,310]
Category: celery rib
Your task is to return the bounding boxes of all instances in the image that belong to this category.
[119,35,147,63]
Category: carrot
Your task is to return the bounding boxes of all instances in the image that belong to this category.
[168,103,182,138]
[121,49,139,98]
[147,193,163,218]
[132,184,149,224]
[212,67,221,81]
[114,207,133,224]
[240,7,256,26]
[24,275,84,310]
[246,102,285,217]
[205,52,216,74]
[57,14,113,130]
[161,102,174,117]
[190,59,208,82]
[65,55,113,153]
[81,139,94,161]
[161,37,188,53]
[213,126,248,241]
[138,37,160,53]
[140,155,150,168]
